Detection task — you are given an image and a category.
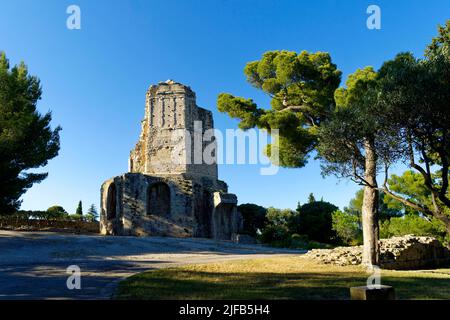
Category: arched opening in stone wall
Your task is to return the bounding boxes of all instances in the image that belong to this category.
[106,183,117,220]
[147,182,171,216]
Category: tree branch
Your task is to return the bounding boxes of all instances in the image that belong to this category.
[381,172,450,231]
[352,158,375,188]
[280,105,318,127]
[380,186,434,217]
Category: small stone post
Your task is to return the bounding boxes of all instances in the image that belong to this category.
[350,285,395,300]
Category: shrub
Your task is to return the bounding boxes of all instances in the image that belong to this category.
[291,233,307,241]
[290,201,338,243]
[46,206,68,219]
[266,207,295,226]
[68,214,84,221]
[259,224,290,245]
[237,203,267,237]
[306,241,334,250]
[290,233,309,248]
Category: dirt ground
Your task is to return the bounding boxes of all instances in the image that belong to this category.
[0,230,302,300]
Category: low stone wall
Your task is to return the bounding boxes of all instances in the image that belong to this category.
[305,235,450,270]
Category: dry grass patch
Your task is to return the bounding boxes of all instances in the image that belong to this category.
[116,256,450,300]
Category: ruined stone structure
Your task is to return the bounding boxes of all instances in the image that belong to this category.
[100,80,241,239]
[305,235,450,270]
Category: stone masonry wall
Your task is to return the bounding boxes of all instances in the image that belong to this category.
[101,80,240,240]
[129,80,218,179]
[100,172,237,238]
[305,235,450,270]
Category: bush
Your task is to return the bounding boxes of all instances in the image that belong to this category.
[46,205,68,219]
[12,210,52,220]
[68,214,84,221]
[237,203,267,237]
[259,224,290,244]
[254,201,343,248]
[290,201,338,243]
[259,207,298,247]
[84,213,97,222]
[306,241,334,250]
[266,207,295,226]
[290,233,309,248]
[291,233,308,242]
[332,209,362,245]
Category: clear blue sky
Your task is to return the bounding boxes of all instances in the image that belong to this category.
[1,0,448,213]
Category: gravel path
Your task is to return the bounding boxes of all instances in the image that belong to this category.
[0,230,303,300]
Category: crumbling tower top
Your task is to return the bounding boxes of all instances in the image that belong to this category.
[129,81,217,179]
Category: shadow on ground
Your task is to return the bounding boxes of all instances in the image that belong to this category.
[116,269,450,300]
[0,230,302,300]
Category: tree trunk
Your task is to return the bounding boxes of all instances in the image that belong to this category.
[361,138,380,267]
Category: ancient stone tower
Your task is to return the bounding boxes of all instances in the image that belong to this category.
[100,80,241,239]
[129,80,218,179]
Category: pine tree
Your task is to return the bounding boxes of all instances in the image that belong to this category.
[0,52,61,214]
[76,201,83,216]
[86,204,98,222]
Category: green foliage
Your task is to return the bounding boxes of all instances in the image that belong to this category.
[380,214,448,244]
[346,189,364,214]
[76,201,83,216]
[334,67,378,111]
[243,51,341,117]
[340,173,450,245]
[217,50,341,168]
[347,188,403,221]
[259,224,291,246]
[306,241,334,250]
[426,20,450,59]
[318,66,399,182]
[13,210,51,220]
[259,207,296,246]
[68,214,83,221]
[216,94,263,130]
[0,52,61,214]
[86,204,98,222]
[1,208,95,223]
[307,193,316,203]
[265,207,295,226]
[254,200,342,248]
[290,201,338,243]
[376,22,450,220]
[46,205,68,219]
[6,209,66,221]
[237,203,267,237]
[384,171,432,214]
[331,209,362,245]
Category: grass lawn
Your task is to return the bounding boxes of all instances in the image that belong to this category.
[115,256,450,300]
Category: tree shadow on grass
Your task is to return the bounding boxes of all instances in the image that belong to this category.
[116,270,450,300]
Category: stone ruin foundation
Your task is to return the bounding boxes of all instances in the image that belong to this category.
[305,235,450,270]
[100,80,242,239]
